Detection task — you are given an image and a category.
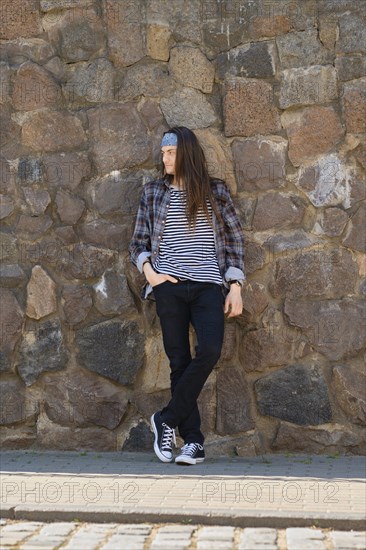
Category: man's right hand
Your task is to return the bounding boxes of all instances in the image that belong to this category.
[143,262,178,287]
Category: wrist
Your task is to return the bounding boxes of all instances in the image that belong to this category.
[143,260,153,276]
[228,280,242,289]
[229,283,242,292]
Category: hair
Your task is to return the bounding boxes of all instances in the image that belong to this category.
[159,126,224,231]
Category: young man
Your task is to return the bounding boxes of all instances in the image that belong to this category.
[128,127,245,465]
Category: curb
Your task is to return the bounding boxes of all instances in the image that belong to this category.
[1,508,364,531]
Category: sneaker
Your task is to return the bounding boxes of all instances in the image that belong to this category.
[150,411,176,462]
[175,442,205,465]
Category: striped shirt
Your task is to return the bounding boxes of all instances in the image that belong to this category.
[128,176,246,301]
[153,187,223,285]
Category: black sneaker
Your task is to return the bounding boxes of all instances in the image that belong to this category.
[175,442,205,465]
[150,411,176,462]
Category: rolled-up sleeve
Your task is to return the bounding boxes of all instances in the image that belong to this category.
[128,185,152,274]
[222,183,246,283]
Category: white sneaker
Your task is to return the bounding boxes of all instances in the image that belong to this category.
[175,442,205,465]
[150,411,176,462]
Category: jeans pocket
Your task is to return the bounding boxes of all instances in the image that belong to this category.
[152,280,170,290]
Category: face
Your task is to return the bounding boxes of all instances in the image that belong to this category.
[161,145,177,175]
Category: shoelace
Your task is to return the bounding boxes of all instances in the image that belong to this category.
[180,443,203,456]
[161,422,176,449]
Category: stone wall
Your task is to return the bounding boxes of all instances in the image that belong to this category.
[0,0,365,456]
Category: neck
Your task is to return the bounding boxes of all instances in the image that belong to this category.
[172,177,185,189]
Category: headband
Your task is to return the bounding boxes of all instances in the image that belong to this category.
[161,132,178,147]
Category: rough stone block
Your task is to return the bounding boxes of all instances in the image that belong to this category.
[342,203,366,252]
[116,60,175,101]
[279,65,338,108]
[63,58,115,106]
[284,298,366,361]
[169,46,215,93]
[0,377,38,425]
[252,192,306,231]
[232,137,287,192]
[0,195,14,219]
[336,13,366,54]
[332,365,366,424]
[48,7,106,63]
[239,325,308,373]
[272,421,364,453]
[0,0,41,40]
[122,421,154,452]
[146,24,171,61]
[11,61,62,111]
[26,265,57,320]
[0,288,24,353]
[297,153,365,209]
[103,0,145,67]
[87,104,150,175]
[161,88,217,129]
[255,364,332,425]
[282,106,344,166]
[216,365,254,434]
[57,243,116,280]
[61,284,92,325]
[75,319,144,385]
[43,371,128,429]
[270,248,358,300]
[22,111,86,152]
[55,189,85,225]
[342,78,366,133]
[312,207,348,237]
[16,319,68,386]
[277,29,333,69]
[37,414,117,450]
[216,42,276,80]
[23,188,51,216]
[224,78,281,137]
[335,56,366,81]
[43,152,91,191]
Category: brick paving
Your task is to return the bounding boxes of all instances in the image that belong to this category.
[0,519,365,549]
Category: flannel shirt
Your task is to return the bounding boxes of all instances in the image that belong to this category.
[128,176,246,301]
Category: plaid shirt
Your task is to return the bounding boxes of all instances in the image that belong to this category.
[128,177,246,301]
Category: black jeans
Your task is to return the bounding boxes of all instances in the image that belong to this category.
[153,279,225,445]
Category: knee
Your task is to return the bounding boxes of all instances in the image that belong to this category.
[198,344,222,366]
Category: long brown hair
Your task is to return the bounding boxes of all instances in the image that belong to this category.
[159,127,224,231]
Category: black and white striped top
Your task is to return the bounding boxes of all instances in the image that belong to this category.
[154,187,223,285]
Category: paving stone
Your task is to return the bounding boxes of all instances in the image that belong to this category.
[19,522,78,549]
[0,522,43,532]
[239,527,278,549]
[61,523,112,550]
[101,534,147,550]
[196,540,233,550]
[155,525,195,533]
[329,530,366,549]
[196,525,235,549]
[0,522,42,546]
[286,527,326,549]
[114,523,151,534]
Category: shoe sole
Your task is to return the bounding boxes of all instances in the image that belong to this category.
[175,457,205,465]
[150,413,173,463]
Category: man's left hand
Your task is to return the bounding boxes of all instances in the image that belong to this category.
[224,285,243,318]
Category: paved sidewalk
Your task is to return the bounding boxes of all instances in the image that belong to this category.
[0,451,365,530]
